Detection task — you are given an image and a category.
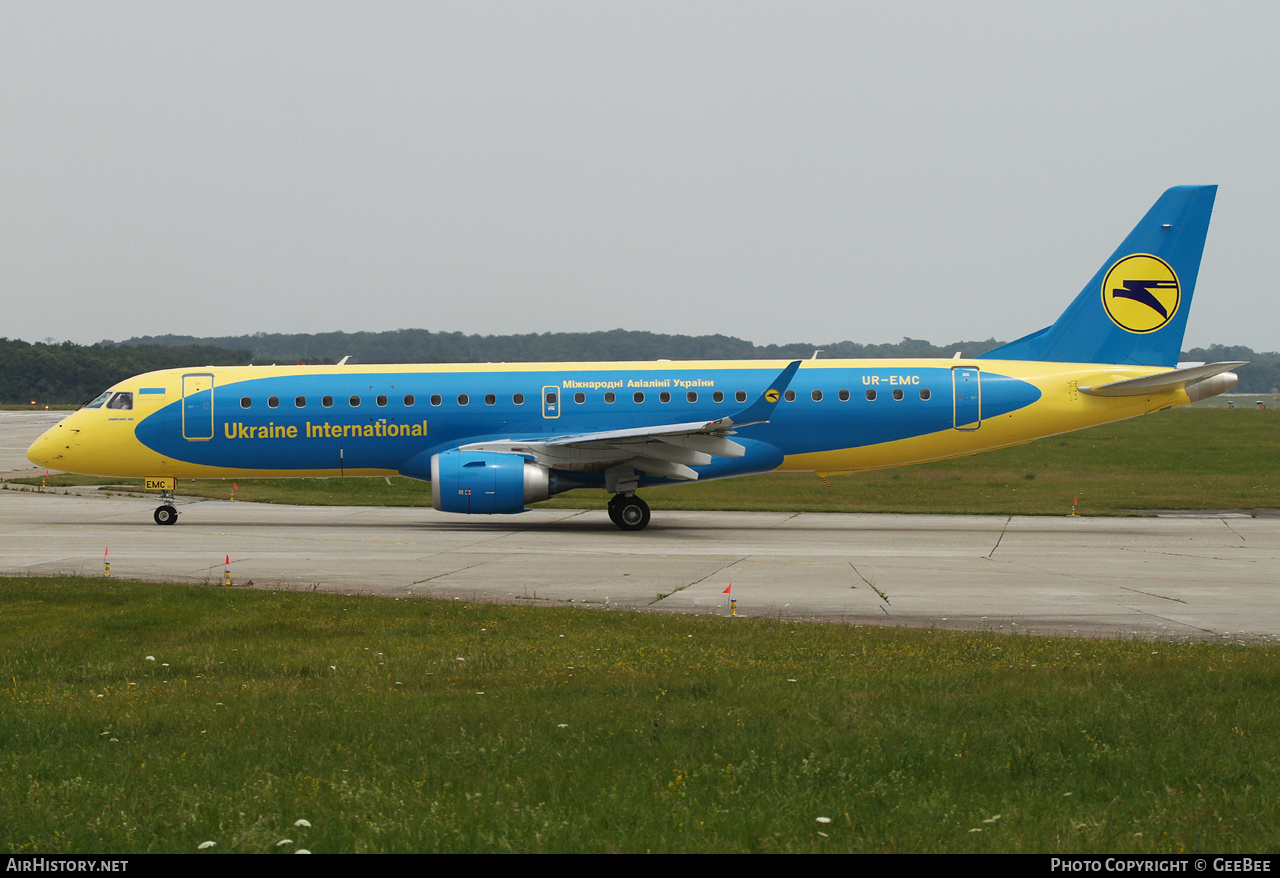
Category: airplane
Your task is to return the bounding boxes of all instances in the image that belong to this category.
[27,185,1243,531]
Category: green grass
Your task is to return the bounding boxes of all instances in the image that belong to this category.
[1,404,77,411]
[12,406,1279,515]
[616,406,1280,515]
[2,577,1278,853]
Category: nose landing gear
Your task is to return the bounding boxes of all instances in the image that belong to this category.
[153,488,178,525]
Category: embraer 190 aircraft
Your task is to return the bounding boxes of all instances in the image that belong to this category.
[27,186,1242,531]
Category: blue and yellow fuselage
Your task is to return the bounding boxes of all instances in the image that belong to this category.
[24,185,1231,530]
[26,357,1185,484]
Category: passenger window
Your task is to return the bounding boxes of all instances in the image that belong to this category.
[713,391,724,403]
[604,392,615,404]
[784,390,796,402]
[659,391,670,403]
[574,392,585,404]
[735,391,747,403]
[811,390,822,401]
[376,395,388,407]
[349,396,361,407]
[513,393,525,405]
[633,392,645,403]
[545,392,557,404]
[920,388,931,400]
[893,388,904,400]
[106,392,133,410]
[322,396,334,408]
[430,395,442,406]
[268,397,279,408]
[838,389,850,401]
[240,397,252,409]
[866,389,877,401]
[485,394,496,405]
[686,391,698,403]
[295,396,306,408]
[404,395,415,406]
[458,394,469,406]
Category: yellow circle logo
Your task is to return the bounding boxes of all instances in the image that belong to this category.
[765,389,780,403]
[1101,254,1180,334]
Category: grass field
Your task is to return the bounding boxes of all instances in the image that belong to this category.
[3,576,1279,854]
[12,406,1279,515]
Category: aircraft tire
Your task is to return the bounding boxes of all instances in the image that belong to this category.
[154,505,178,526]
[614,496,650,531]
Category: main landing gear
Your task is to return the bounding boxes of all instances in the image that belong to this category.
[153,489,178,526]
[607,493,650,531]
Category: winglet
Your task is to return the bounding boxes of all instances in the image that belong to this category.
[708,360,802,429]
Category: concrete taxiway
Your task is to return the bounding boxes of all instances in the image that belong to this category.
[3,411,1278,640]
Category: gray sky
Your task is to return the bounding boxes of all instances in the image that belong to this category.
[3,1,1277,352]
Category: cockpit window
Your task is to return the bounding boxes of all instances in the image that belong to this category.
[81,390,114,409]
[105,392,133,410]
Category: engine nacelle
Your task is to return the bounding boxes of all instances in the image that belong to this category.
[430,451,550,514]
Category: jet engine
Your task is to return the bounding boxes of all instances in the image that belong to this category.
[430,450,550,514]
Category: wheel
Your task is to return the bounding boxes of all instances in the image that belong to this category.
[614,496,650,531]
[154,505,178,526]
[606,494,623,524]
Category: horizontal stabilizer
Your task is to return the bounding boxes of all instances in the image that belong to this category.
[1079,361,1245,397]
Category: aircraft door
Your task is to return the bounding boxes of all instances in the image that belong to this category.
[952,367,981,431]
[182,373,215,441]
[542,385,561,419]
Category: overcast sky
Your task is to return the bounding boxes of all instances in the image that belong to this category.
[2,1,1277,352]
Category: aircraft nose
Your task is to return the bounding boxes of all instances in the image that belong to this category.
[27,423,66,469]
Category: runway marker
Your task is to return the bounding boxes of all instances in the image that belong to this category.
[104,547,109,579]
[224,555,231,587]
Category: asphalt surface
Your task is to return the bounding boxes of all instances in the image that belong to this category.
[4,411,1278,640]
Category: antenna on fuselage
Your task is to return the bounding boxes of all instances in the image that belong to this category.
[337,356,351,366]
[811,350,822,359]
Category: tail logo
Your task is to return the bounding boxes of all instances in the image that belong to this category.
[1101,254,1181,334]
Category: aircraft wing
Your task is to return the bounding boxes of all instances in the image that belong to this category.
[459,360,802,481]
[1079,361,1246,397]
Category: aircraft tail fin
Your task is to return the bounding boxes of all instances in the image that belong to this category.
[977,185,1217,367]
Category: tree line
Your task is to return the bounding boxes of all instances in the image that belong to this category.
[0,339,253,405]
[3,331,1277,404]
[125,328,1007,366]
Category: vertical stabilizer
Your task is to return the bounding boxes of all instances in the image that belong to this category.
[977,185,1217,366]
